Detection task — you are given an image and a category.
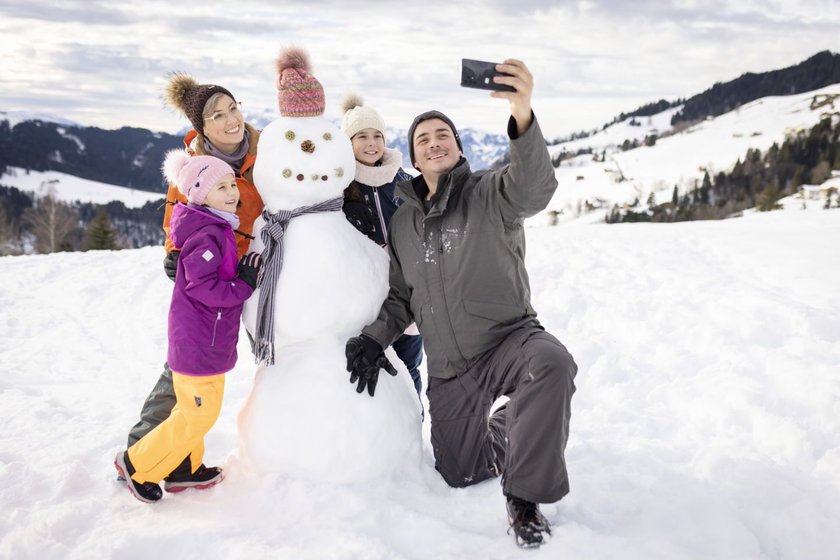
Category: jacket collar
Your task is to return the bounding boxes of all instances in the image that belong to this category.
[396,157,471,218]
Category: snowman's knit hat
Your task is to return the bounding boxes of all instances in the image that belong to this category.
[276,47,325,117]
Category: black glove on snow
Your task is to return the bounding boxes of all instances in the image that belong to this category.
[345,334,398,397]
[237,252,262,289]
[163,250,180,282]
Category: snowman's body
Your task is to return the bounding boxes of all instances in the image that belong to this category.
[238,114,421,483]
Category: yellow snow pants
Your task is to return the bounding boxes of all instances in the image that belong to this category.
[127,372,225,484]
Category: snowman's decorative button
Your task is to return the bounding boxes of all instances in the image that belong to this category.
[311,173,319,181]
[296,174,304,181]
[321,175,328,181]
[282,169,292,178]
[285,130,295,141]
[323,132,332,141]
[301,140,315,153]
[335,167,344,178]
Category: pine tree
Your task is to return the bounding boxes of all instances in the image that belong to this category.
[757,183,783,212]
[84,206,121,250]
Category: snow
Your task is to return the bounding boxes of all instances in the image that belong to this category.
[0,166,164,209]
[1,207,838,559]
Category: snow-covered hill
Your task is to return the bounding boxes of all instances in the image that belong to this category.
[0,166,164,208]
[1,208,838,559]
[545,83,840,221]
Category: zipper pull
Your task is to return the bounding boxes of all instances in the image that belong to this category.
[217,310,222,320]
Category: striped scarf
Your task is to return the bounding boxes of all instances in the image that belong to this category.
[254,196,344,365]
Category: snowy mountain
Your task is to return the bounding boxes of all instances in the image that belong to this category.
[1,166,163,208]
[1,207,838,558]
[234,110,510,171]
[541,83,840,223]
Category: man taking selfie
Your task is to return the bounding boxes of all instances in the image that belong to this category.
[345,59,577,548]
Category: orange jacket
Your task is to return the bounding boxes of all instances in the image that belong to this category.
[162,123,263,258]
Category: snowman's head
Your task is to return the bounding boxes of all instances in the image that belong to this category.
[253,46,354,211]
[254,116,354,210]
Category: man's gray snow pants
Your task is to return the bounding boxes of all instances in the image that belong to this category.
[427,323,577,504]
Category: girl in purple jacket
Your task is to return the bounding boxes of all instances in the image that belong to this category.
[115,151,261,503]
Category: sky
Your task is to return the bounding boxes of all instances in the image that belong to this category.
[1,0,839,139]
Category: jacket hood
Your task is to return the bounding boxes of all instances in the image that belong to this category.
[169,203,229,248]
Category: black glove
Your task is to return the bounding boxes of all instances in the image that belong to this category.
[345,334,398,397]
[163,250,180,282]
[237,252,262,289]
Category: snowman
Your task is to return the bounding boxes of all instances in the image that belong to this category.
[238,47,421,483]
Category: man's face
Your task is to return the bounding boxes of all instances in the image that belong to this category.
[412,118,461,177]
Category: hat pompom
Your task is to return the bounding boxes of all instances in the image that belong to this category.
[277,46,311,74]
[162,149,191,184]
[341,92,364,115]
[164,72,199,113]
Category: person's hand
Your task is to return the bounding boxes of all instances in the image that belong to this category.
[163,250,180,282]
[345,334,398,397]
[237,252,262,289]
[490,59,534,135]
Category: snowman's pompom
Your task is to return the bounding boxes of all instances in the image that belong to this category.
[340,92,364,115]
[164,72,199,113]
[162,149,191,184]
[277,47,311,74]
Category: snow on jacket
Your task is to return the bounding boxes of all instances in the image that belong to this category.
[162,124,263,258]
[362,115,558,379]
[342,147,413,246]
[167,203,254,375]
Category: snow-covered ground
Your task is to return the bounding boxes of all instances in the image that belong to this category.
[1,207,838,559]
[0,166,164,209]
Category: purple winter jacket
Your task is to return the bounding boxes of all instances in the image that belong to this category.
[167,203,254,375]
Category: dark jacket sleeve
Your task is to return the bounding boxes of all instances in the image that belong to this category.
[180,229,254,308]
[486,114,558,225]
[361,218,413,347]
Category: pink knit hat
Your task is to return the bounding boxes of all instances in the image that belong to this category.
[276,47,325,117]
[162,151,235,205]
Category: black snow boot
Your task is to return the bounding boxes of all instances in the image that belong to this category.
[505,493,551,548]
[114,451,162,503]
[163,464,224,493]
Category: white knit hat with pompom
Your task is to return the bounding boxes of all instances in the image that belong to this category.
[340,93,386,141]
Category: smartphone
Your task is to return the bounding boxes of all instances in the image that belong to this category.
[460,58,516,93]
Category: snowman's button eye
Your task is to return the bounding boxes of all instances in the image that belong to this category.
[321,175,328,181]
[282,169,292,178]
[296,174,304,181]
[323,132,332,141]
[335,167,344,178]
[301,140,315,153]
[285,130,296,141]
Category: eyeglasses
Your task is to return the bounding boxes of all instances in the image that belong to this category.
[205,102,242,124]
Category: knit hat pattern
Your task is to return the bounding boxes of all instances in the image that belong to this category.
[164,72,235,136]
[276,47,325,117]
[407,110,463,167]
[340,93,386,140]
[162,151,235,205]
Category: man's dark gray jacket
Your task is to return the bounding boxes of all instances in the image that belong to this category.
[362,116,558,379]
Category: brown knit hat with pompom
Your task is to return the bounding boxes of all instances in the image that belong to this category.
[164,73,236,135]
